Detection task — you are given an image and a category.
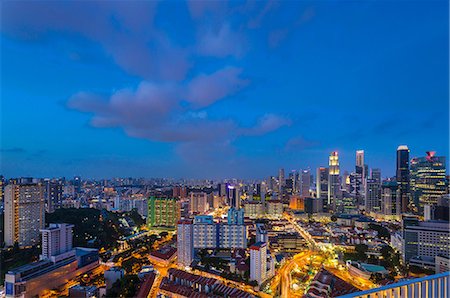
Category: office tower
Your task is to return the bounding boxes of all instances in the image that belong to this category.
[218,183,227,197]
[250,242,267,285]
[328,152,341,211]
[147,197,179,228]
[300,169,311,198]
[260,181,267,207]
[355,150,365,207]
[381,181,400,218]
[177,219,194,267]
[316,167,328,209]
[73,176,81,194]
[278,168,285,193]
[402,217,450,266]
[193,215,218,248]
[365,178,382,213]
[396,145,411,213]
[4,183,45,247]
[285,175,295,195]
[44,180,63,213]
[255,223,268,243]
[189,192,208,214]
[40,223,74,261]
[410,152,447,214]
[173,186,187,199]
[227,185,240,208]
[371,168,382,184]
[227,207,244,225]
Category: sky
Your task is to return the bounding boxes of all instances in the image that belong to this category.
[0,0,448,179]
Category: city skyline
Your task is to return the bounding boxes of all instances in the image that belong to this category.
[1,1,449,178]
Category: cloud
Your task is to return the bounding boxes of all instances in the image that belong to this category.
[284,136,319,151]
[186,67,249,108]
[196,23,244,58]
[242,114,292,136]
[0,147,26,153]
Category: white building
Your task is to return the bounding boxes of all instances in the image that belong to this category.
[250,242,267,285]
[219,224,247,249]
[104,267,124,290]
[193,216,218,248]
[177,219,194,267]
[4,183,45,247]
[40,223,74,261]
[266,200,283,218]
[244,201,264,218]
[435,255,449,273]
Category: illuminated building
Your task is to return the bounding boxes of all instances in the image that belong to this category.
[355,150,366,207]
[339,271,450,298]
[371,168,381,184]
[266,200,283,218]
[177,219,194,267]
[278,168,285,193]
[4,224,99,298]
[410,151,447,214]
[256,223,268,243]
[227,185,240,208]
[289,195,304,211]
[4,182,45,247]
[396,145,411,213]
[189,192,208,214]
[172,186,187,199]
[381,181,400,219]
[244,201,264,218]
[365,178,382,213]
[40,223,74,261]
[250,242,267,285]
[218,224,247,249]
[43,179,63,213]
[300,169,311,198]
[193,216,217,248]
[147,197,179,228]
[401,216,450,267]
[316,167,328,209]
[328,152,341,211]
[227,207,244,225]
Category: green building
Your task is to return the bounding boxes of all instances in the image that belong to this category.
[147,197,179,228]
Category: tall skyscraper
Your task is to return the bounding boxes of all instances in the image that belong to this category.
[4,182,45,247]
[371,168,382,184]
[381,181,400,218]
[397,145,411,213]
[278,168,285,193]
[250,242,267,285]
[300,169,311,198]
[355,150,366,207]
[328,152,341,211]
[365,178,382,213]
[410,151,447,214]
[316,167,328,209]
[40,223,74,261]
[177,219,194,267]
[227,185,240,208]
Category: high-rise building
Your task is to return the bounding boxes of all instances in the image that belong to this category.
[278,168,285,193]
[255,223,268,243]
[316,167,328,209]
[40,223,74,261]
[177,219,194,267]
[250,242,267,285]
[193,215,217,248]
[355,150,365,207]
[147,197,179,228]
[300,169,311,198]
[4,182,45,247]
[44,180,63,213]
[173,186,187,199]
[189,192,208,214]
[227,185,240,208]
[371,168,382,184]
[381,181,400,218]
[396,145,411,213]
[365,178,381,213]
[410,152,447,214]
[328,152,341,211]
[227,207,244,225]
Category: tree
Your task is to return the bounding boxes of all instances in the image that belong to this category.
[370,272,383,284]
[330,215,337,222]
[355,244,368,261]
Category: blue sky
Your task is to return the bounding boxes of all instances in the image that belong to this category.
[1,0,448,179]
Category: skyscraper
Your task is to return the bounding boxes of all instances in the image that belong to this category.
[4,182,45,247]
[381,181,400,218]
[278,168,285,193]
[227,185,240,208]
[355,150,365,207]
[250,242,267,285]
[410,152,447,214]
[328,152,341,211]
[177,219,194,267]
[316,167,328,209]
[44,180,63,213]
[189,192,209,214]
[397,145,411,213]
[300,169,311,198]
[365,178,382,213]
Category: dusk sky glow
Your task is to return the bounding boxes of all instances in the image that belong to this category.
[1,0,448,179]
